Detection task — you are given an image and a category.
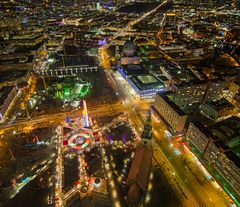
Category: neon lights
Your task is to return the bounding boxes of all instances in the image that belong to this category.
[98,38,107,45]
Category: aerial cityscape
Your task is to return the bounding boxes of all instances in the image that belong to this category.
[0,0,239,207]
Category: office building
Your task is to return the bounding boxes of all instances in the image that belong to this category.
[186,122,210,153]
[0,54,34,71]
[171,79,228,107]
[185,118,240,197]
[118,64,148,80]
[128,75,164,99]
[199,98,234,120]
[154,92,187,133]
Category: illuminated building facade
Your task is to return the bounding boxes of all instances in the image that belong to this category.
[118,64,165,98]
[9,33,45,47]
[120,57,140,65]
[0,54,34,71]
[171,80,228,107]
[186,119,240,198]
[0,70,30,89]
[186,122,210,153]
[154,92,187,134]
[120,40,140,65]
[118,64,147,80]
[227,81,240,113]
[229,81,240,98]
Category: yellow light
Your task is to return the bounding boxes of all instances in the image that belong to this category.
[112,189,117,198]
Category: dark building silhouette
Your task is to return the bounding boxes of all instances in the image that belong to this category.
[126,145,153,207]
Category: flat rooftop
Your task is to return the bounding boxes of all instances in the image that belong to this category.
[0,54,34,65]
[119,64,148,76]
[207,98,233,111]
[0,70,28,82]
[129,75,164,91]
[157,92,186,116]
[160,61,197,82]
[207,116,240,158]
[225,151,240,168]
[137,75,158,84]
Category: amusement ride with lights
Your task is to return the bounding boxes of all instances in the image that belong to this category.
[63,100,103,151]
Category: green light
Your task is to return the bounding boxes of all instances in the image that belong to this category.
[140,47,145,54]
[56,84,62,90]
[54,79,90,101]
[80,85,89,97]
[224,187,240,206]
[64,87,70,96]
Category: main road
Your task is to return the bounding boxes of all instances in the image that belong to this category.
[103,61,234,206]
[0,102,125,136]
[112,0,168,40]
[152,119,233,207]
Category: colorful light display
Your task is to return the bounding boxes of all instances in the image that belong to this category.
[54,79,90,101]
[68,132,91,150]
[63,101,102,151]
[83,100,90,128]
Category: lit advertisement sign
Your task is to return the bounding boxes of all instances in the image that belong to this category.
[120,57,140,65]
[98,38,107,45]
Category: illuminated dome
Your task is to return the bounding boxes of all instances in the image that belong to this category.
[123,41,136,50]
[123,41,136,57]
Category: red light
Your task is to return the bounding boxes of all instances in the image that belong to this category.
[74,181,79,186]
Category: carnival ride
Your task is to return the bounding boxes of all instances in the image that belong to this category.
[63,100,102,151]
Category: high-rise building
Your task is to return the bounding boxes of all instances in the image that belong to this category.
[171,79,228,107]
[185,119,240,197]
[154,92,187,134]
